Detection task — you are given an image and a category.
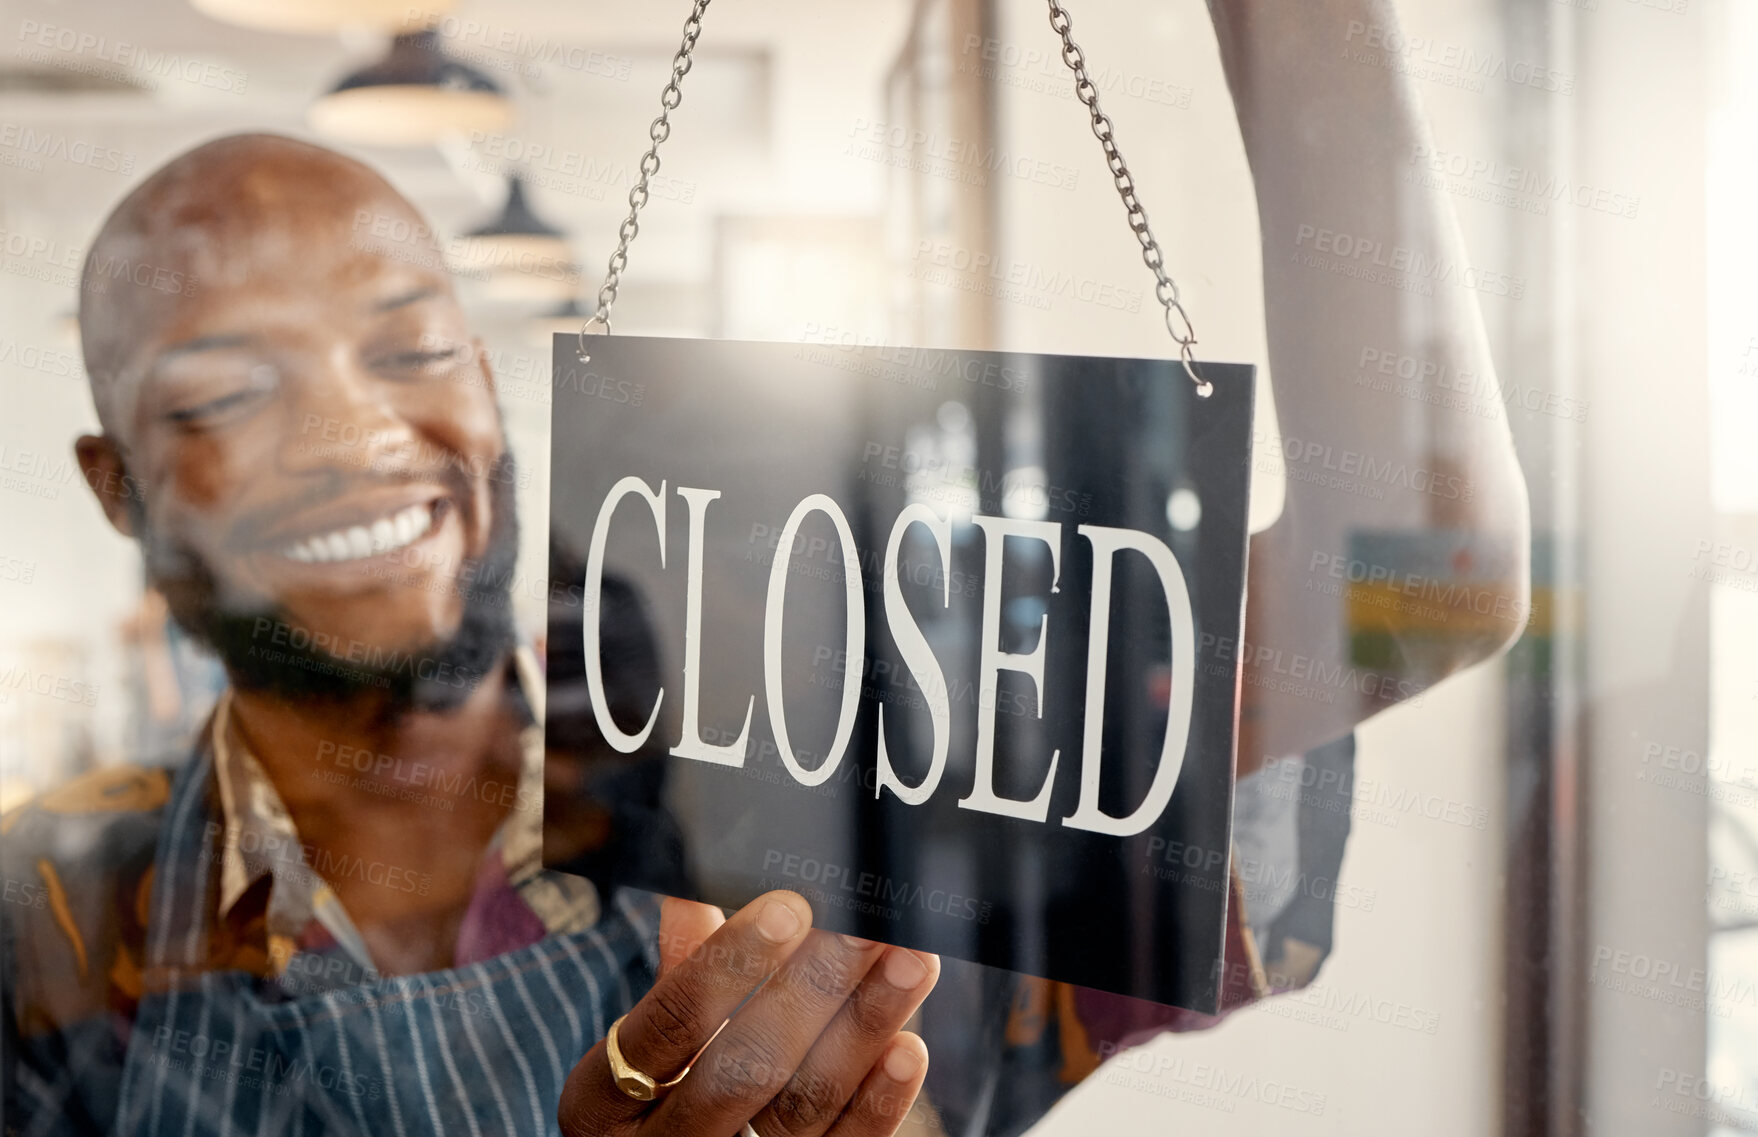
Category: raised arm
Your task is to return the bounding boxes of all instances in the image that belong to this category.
[1211,0,1533,771]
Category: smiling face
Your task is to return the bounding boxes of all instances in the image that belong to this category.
[77,134,517,705]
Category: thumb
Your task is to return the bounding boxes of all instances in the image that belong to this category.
[656,895,726,980]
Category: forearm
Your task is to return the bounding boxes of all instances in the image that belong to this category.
[1216,0,1526,530]
[1211,0,1531,760]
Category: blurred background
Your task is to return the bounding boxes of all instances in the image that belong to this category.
[0,0,1752,1132]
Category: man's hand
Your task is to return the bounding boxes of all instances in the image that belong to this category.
[558,891,940,1137]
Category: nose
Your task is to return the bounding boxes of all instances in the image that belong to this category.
[279,345,421,478]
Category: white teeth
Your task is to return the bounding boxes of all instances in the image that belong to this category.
[280,503,437,564]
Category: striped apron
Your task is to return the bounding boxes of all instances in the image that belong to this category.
[111,748,659,1136]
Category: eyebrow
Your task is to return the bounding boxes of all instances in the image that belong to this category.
[373,285,443,313]
[143,287,445,370]
[153,333,254,365]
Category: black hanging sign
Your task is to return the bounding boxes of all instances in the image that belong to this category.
[544,334,1254,1012]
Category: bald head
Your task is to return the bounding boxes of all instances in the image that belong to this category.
[79,133,446,439]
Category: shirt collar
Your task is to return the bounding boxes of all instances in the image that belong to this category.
[207,644,594,970]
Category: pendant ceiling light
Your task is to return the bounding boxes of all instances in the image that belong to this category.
[452,175,579,304]
[309,29,511,148]
[190,0,451,35]
[532,296,589,337]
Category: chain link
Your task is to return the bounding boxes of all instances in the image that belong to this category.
[577,0,1210,396]
[578,0,711,363]
[1046,0,1210,396]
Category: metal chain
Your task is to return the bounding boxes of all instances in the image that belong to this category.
[577,0,711,363]
[576,0,1209,395]
[1047,0,1210,396]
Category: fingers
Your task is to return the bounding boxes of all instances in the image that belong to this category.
[821,1033,930,1137]
[557,890,812,1137]
[657,895,726,980]
[744,946,940,1137]
[644,928,890,1135]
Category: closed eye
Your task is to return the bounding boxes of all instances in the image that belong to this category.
[383,350,459,366]
[163,367,276,427]
[372,346,469,376]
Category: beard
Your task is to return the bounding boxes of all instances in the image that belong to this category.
[137,453,522,718]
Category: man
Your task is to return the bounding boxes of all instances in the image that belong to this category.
[2,133,940,1137]
[3,3,1531,1135]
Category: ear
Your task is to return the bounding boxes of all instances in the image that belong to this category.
[75,434,138,538]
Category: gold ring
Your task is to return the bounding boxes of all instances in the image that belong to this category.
[605,1015,692,1102]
